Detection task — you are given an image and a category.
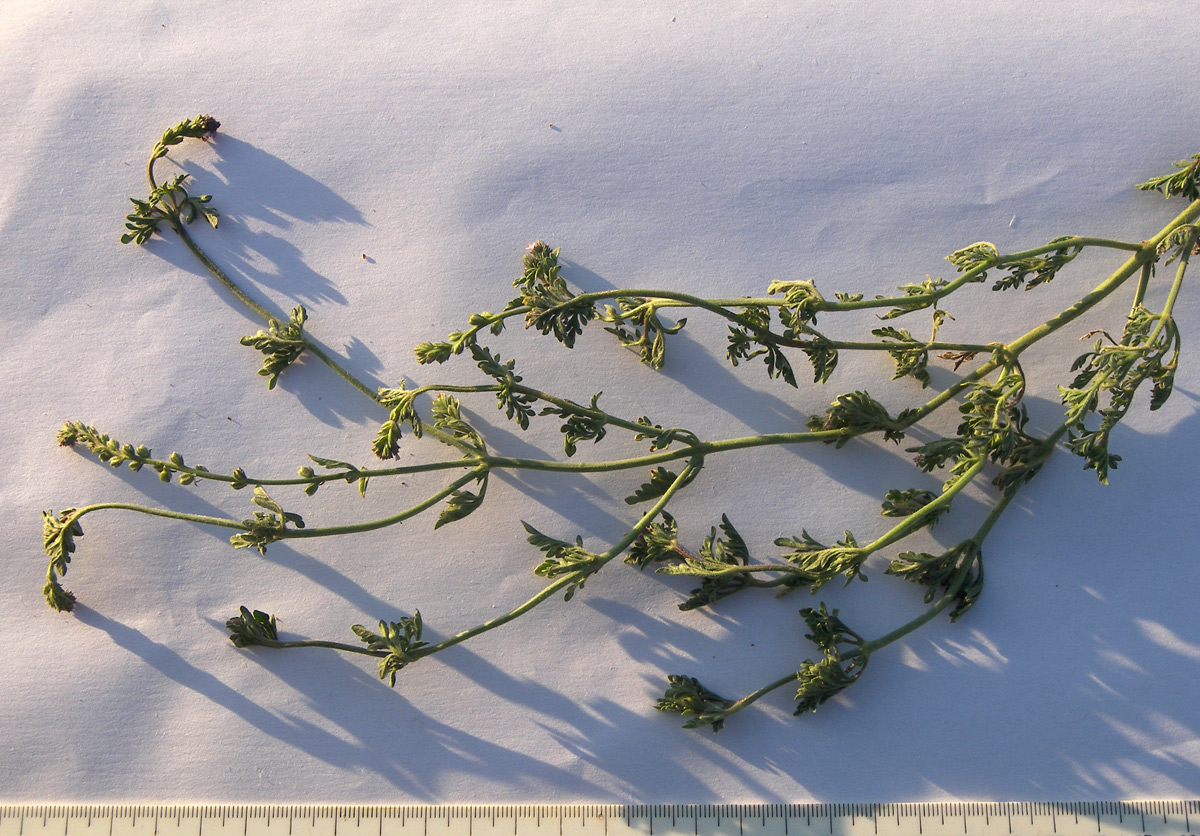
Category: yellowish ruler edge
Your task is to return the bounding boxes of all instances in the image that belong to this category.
[1,804,1199,836]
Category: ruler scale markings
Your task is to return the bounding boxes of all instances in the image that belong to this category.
[10,803,1200,836]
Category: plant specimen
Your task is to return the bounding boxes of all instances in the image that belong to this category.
[42,116,1200,730]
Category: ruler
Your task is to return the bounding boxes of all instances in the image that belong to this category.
[1,805,1197,836]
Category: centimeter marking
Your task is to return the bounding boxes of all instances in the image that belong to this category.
[0,805,1196,836]
[0,806,1195,836]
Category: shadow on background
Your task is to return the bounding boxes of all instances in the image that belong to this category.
[74,131,1200,798]
[72,605,611,797]
[136,131,382,428]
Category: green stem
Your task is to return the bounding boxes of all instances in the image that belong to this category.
[855,514,999,658]
[860,457,986,552]
[821,236,1145,313]
[1147,227,1196,342]
[60,469,483,556]
[67,502,248,531]
[819,340,991,354]
[251,638,381,656]
[146,155,160,191]
[468,236,1144,329]
[1131,262,1153,312]
[713,539,985,717]
[668,449,990,586]
[418,459,702,658]
[170,219,499,463]
[854,425,1068,658]
[710,672,801,720]
[510,383,694,441]
[265,460,703,665]
[172,221,275,322]
[1007,203,1200,356]
[71,230,1177,558]
[279,469,483,539]
[172,222,383,405]
[709,421,1069,718]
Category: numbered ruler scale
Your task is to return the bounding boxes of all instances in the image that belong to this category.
[1,805,1197,836]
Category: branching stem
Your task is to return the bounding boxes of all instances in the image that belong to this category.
[48,124,1200,729]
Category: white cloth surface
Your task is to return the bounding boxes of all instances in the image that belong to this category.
[2,1,1199,802]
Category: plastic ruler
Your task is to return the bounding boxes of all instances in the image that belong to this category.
[1,804,1198,836]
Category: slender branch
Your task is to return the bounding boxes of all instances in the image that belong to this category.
[402,459,703,660]
[59,125,1200,730]
[279,469,484,539]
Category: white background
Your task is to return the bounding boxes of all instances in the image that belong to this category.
[2,1,1199,802]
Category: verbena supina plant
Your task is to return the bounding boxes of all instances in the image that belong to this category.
[41,116,1200,730]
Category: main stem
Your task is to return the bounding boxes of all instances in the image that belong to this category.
[111,143,1200,721]
[67,197,1200,578]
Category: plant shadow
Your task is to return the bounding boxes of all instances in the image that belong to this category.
[71,604,612,797]
[136,131,382,428]
[81,135,1200,797]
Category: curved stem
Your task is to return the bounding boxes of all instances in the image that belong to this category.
[417,459,702,658]
[107,137,1200,726]
[510,383,693,440]
[856,424,1068,657]
[264,460,703,666]
[65,227,1180,563]
[64,468,480,539]
[69,502,249,531]
[821,340,992,354]
[146,155,159,191]
[280,469,483,539]
[821,236,1146,313]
